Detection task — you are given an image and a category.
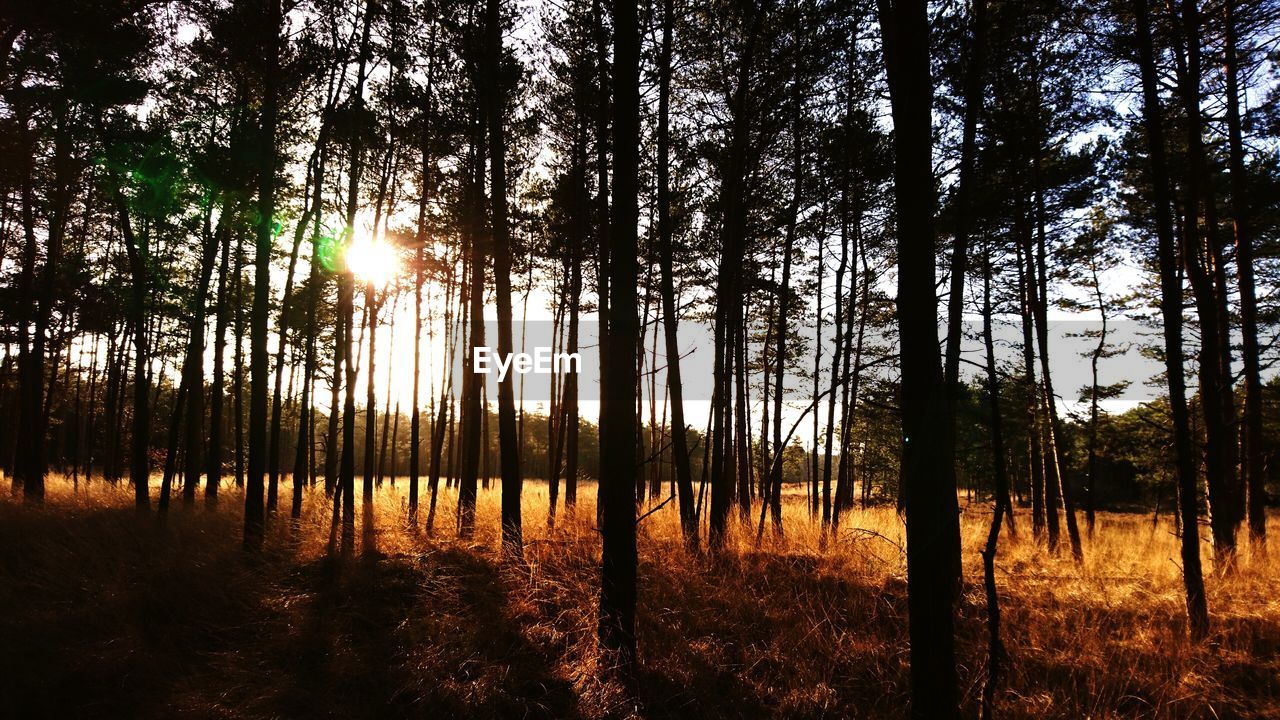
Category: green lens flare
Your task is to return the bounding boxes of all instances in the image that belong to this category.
[316,233,339,272]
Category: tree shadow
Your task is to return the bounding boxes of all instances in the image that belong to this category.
[234,546,577,719]
[0,504,276,719]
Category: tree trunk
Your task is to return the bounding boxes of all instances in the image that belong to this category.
[821,190,850,532]
[181,200,226,507]
[1017,239,1045,538]
[269,144,322,514]
[1178,0,1241,567]
[1223,0,1265,545]
[877,1,961,716]
[114,195,150,511]
[598,0,640,676]
[208,203,233,506]
[364,279,379,502]
[1134,0,1208,638]
[483,0,523,558]
[1031,174,1083,561]
[767,43,803,535]
[979,231,1010,720]
[15,117,74,504]
[943,0,988,405]
[338,0,376,549]
[457,125,485,538]
[244,0,280,551]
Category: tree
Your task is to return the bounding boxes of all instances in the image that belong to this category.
[1131,0,1209,639]
[1177,0,1241,566]
[876,0,961,716]
[655,0,696,545]
[244,0,282,551]
[598,0,639,676]
[1223,0,1266,545]
[483,0,524,558]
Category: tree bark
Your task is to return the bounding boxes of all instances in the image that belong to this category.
[338,0,376,549]
[245,0,281,551]
[979,231,1009,720]
[942,0,988,404]
[1178,0,1241,567]
[208,202,233,506]
[181,200,226,506]
[1223,0,1265,545]
[877,1,961,716]
[483,0,524,558]
[599,0,640,676]
[1134,0,1209,638]
[115,195,151,511]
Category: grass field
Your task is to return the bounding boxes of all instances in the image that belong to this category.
[1,476,1277,719]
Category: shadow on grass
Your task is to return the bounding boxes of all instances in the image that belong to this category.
[0,500,577,719]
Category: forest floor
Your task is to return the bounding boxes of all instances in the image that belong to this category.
[1,476,1278,719]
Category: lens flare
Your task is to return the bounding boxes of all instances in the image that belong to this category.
[346,235,399,286]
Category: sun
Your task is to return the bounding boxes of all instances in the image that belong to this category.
[345,234,399,286]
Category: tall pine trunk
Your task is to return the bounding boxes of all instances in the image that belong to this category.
[483,0,523,557]
[1223,0,1265,545]
[244,0,281,551]
[1134,0,1208,638]
[598,0,640,674]
[338,0,376,548]
[1178,0,1241,566]
[877,0,961,715]
[208,202,233,506]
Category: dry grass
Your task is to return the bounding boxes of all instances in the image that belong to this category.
[1,475,1277,719]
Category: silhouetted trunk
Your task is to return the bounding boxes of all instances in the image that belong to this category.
[767,42,803,534]
[877,0,960,716]
[1178,0,1240,566]
[15,117,73,504]
[598,0,639,676]
[1031,173,1082,561]
[483,0,523,557]
[1134,0,1208,638]
[14,156,44,503]
[410,133,432,524]
[821,189,850,531]
[377,298,399,486]
[735,299,751,519]
[338,0,376,548]
[180,200,225,507]
[269,142,323,514]
[564,228,581,511]
[293,128,330,519]
[709,0,766,548]
[834,222,869,531]
[457,126,485,538]
[1223,0,1265,545]
[244,0,280,551]
[234,234,246,490]
[943,0,987,406]
[425,264,455,533]
[160,374,191,513]
[363,279,378,502]
[325,304,342,496]
[1086,259,1105,534]
[1017,239,1044,538]
[114,195,150,511]
[979,231,1009,720]
[208,204,233,506]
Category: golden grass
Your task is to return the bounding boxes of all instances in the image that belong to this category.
[1,475,1277,719]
